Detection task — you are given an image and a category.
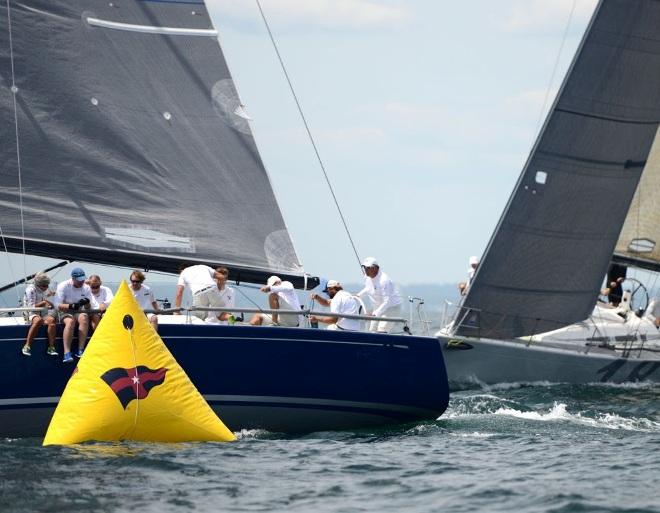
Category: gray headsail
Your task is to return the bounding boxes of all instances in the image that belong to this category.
[455,0,660,339]
[0,0,315,288]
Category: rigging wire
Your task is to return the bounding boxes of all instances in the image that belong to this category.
[254,0,362,270]
[0,225,20,306]
[2,0,23,306]
[534,0,578,135]
[5,0,27,282]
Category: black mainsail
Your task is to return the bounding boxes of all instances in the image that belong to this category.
[0,0,315,287]
[455,0,660,339]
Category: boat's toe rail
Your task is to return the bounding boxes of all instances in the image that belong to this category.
[0,305,413,333]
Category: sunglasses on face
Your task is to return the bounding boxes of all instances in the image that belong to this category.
[130,280,142,284]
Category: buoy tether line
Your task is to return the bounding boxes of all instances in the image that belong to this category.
[255,0,363,270]
[122,314,140,434]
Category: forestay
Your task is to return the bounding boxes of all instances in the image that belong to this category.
[456,0,660,339]
[0,0,314,287]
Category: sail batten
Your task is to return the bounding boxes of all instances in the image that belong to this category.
[86,17,219,36]
[0,1,316,288]
[456,0,660,339]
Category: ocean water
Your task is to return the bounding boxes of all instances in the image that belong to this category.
[1,382,659,513]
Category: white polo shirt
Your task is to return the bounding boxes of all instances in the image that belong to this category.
[177,265,216,294]
[131,284,156,311]
[330,290,361,331]
[212,286,235,309]
[92,285,114,307]
[55,280,98,309]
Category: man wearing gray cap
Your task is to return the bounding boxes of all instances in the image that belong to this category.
[21,273,57,357]
[357,257,402,333]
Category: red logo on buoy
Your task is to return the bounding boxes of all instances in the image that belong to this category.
[101,366,168,409]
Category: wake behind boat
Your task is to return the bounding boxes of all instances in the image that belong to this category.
[438,0,660,387]
[0,1,449,436]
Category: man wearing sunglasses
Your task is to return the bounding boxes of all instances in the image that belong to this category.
[129,270,159,330]
[88,274,114,331]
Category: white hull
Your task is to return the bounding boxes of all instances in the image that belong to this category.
[437,305,660,387]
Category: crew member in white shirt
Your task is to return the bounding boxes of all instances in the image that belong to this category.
[56,267,98,362]
[21,272,57,357]
[357,257,403,333]
[130,270,159,330]
[644,298,660,327]
[88,274,114,330]
[175,263,221,319]
[206,267,235,324]
[250,275,301,327]
[458,255,479,296]
[310,280,361,331]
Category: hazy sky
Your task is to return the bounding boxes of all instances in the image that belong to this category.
[203,0,599,284]
[1,0,600,291]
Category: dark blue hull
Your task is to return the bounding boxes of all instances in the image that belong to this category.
[0,324,449,437]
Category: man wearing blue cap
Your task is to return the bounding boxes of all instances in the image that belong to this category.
[55,267,98,362]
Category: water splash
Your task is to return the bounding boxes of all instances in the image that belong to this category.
[494,402,660,432]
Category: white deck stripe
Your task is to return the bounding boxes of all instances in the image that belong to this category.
[0,394,433,416]
[0,396,59,406]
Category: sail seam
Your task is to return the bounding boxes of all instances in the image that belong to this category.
[86,17,218,37]
[503,224,620,241]
[479,284,597,295]
[555,107,659,125]
[537,150,646,170]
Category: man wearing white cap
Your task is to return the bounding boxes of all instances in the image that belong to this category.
[459,256,480,296]
[357,257,402,333]
[310,280,362,331]
[250,275,301,327]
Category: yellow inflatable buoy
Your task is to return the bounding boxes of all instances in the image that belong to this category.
[43,281,236,445]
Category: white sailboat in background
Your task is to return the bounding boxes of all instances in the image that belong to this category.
[438,0,660,386]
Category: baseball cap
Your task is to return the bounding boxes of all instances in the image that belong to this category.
[324,279,341,292]
[469,256,480,266]
[71,267,86,281]
[361,257,378,268]
[267,275,281,287]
